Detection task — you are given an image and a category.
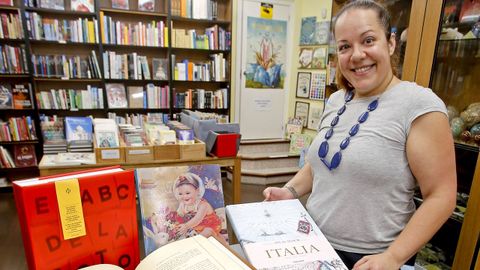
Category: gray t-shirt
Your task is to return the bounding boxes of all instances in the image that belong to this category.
[305,81,447,254]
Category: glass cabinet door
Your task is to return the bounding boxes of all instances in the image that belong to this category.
[425,0,480,269]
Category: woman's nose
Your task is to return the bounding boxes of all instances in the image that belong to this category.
[351,45,365,61]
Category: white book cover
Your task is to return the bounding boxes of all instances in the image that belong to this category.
[226,199,347,270]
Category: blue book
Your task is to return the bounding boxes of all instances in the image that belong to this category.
[65,116,93,145]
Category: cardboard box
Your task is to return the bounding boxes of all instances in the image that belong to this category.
[94,139,125,164]
[124,144,154,163]
[153,144,181,160]
[180,139,206,160]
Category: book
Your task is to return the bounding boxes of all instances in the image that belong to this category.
[71,0,94,12]
[0,0,13,6]
[41,120,66,145]
[289,133,312,155]
[226,199,347,270]
[65,116,93,145]
[13,144,37,167]
[112,0,129,9]
[106,84,128,109]
[13,166,140,269]
[12,84,33,109]
[54,152,95,165]
[79,235,253,270]
[127,86,144,109]
[152,58,168,80]
[300,17,316,45]
[135,165,228,256]
[138,0,154,12]
[0,84,12,109]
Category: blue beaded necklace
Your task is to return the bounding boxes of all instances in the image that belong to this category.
[318,90,379,170]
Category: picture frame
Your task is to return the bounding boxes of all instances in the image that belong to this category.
[309,72,326,100]
[296,72,311,98]
[311,46,327,69]
[298,48,313,69]
[294,101,309,128]
[307,101,325,130]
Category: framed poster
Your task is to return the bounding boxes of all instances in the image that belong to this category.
[311,47,327,69]
[307,101,325,130]
[309,72,326,100]
[294,101,309,128]
[296,72,311,98]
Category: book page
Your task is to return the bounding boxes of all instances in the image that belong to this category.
[136,235,250,270]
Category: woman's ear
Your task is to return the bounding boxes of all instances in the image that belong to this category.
[388,33,396,56]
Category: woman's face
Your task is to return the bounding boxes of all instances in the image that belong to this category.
[335,8,395,97]
[176,184,198,205]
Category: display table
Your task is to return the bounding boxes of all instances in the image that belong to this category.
[39,156,242,204]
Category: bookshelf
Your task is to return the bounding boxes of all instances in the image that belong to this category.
[0,0,233,185]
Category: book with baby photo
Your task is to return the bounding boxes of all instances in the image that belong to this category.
[135,165,228,256]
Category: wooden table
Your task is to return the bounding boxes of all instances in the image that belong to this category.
[39,156,242,204]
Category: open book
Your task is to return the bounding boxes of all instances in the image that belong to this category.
[79,235,253,270]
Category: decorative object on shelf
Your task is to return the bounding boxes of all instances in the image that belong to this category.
[295,72,311,98]
[294,101,309,128]
[298,47,313,69]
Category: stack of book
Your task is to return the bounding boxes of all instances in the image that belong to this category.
[40,116,67,154]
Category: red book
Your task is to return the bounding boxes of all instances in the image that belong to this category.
[13,166,140,270]
[13,144,37,167]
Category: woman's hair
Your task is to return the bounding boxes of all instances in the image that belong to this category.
[332,0,399,91]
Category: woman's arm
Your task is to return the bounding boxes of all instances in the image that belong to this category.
[354,111,457,270]
[263,162,314,200]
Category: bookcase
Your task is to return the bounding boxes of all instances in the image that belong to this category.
[0,0,233,186]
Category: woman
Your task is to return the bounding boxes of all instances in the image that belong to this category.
[264,1,456,269]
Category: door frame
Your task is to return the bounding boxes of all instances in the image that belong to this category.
[234,0,295,139]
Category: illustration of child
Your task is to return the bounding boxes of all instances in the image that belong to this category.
[173,172,225,242]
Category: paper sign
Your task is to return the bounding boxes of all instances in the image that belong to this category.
[260,3,273,19]
[55,178,86,240]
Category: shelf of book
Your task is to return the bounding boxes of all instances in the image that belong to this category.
[0,74,30,78]
[29,40,99,46]
[100,7,167,17]
[0,140,38,144]
[24,7,96,16]
[0,38,24,43]
[0,5,17,11]
[170,16,230,25]
[171,47,230,53]
[33,78,103,82]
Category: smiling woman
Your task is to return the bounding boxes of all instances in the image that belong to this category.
[263,1,457,270]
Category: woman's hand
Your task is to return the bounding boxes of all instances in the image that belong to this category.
[352,251,402,270]
[263,187,295,201]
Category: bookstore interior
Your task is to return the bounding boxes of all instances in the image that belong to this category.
[0,0,479,269]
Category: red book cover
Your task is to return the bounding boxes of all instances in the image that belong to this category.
[13,167,140,270]
[13,144,37,167]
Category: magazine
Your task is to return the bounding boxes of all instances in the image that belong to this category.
[135,165,228,256]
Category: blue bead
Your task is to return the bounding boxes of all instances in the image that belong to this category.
[325,128,334,139]
[337,105,346,115]
[318,141,329,158]
[330,152,342,169]
[340,137,350,149]
[331,116,339,126]
[368,99,379,111]
[358,111,369,123]
[349,124,360,136]
[345,91,354,102]
[320,158,331,170]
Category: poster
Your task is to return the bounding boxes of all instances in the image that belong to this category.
[245,17,287,89]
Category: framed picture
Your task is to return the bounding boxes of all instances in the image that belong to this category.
[296,72,311,98]
[295,101,309,128]
[311,47,327,69]
[298,48,313,69]
[307,101,325,130]
[309,72,326,100]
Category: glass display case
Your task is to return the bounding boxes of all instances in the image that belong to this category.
[423,0,480,269]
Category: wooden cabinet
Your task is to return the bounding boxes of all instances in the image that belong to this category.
[413,1,480,269]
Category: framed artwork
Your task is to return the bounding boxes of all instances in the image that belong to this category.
[307,101,325,130]
[309,72,326,100]
[294,101,309,128]
[298,48,313,69]
[311,47,327,69]
[296,72,311,98]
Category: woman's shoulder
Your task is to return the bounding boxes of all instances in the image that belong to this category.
[392,81,442,102]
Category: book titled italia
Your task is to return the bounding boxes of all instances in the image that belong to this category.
[226,199,347,270]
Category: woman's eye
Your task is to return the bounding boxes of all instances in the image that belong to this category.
[365,37,375,44]
[338,44,349,51]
